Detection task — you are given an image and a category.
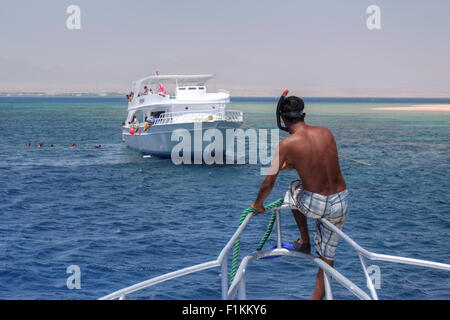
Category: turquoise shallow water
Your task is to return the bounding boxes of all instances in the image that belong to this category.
[0,96,449,299]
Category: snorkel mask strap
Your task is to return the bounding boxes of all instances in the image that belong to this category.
[276,89,289,132]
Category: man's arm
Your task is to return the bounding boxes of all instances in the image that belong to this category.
[280,161,295,170]
[251,140,289,214]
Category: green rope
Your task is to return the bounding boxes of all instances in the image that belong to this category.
[229,198,283,285]
[256,211,277,251]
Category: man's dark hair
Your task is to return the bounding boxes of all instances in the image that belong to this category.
[280,96,305,123]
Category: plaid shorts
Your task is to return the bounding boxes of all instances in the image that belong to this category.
[284,179,349,260]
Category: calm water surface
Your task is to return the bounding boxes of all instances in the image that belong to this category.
[0,96,449,299]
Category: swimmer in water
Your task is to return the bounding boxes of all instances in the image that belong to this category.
[50,144,54,148]
[71,143,77,147]
[38,142,44,148]
[27,143,31,147]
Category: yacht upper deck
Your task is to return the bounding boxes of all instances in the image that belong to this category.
[127,74,230,111]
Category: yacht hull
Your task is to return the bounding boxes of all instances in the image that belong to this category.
[123,120,242,159]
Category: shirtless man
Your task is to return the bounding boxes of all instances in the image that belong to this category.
[251,95,348,300]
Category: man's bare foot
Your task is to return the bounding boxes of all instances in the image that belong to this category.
[291,238,311,254]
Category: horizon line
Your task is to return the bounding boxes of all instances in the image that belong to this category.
[1,94,450,100]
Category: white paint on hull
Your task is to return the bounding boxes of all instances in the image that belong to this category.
[123,120,242,158]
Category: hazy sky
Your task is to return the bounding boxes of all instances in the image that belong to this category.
[1,0,449,96]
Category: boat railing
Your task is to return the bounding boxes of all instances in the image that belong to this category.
[99,203,450,300]
[224,110,243,122]
[123,110,243,134]
[130,92,170,107]
[153,109,243,126]
[218,89,230,95]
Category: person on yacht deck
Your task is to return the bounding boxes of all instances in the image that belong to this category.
[144,112,156,131]
[134,117,140,133]
[157,83,167,96]
[251,96,348,300]
[126,91,134,102]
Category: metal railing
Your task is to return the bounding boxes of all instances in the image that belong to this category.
[153,109,243,126]
[99,203,450,300]
[123,110,243,135]
[218,89,230,95]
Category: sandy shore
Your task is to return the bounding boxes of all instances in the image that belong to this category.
[372,104,450,111]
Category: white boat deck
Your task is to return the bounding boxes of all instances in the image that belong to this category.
[124,74,236,128]
[99,202,450,300]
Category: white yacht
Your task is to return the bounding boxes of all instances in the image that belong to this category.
[122,74,243,158]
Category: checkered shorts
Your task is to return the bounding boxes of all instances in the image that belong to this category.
[284,179,349,260]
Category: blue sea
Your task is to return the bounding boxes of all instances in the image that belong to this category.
[0,96,449,300]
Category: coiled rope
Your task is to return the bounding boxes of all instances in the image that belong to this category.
[229,198,284,285]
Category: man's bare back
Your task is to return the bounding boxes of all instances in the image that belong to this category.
[251,94,348,300]
[280,123,346,196]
